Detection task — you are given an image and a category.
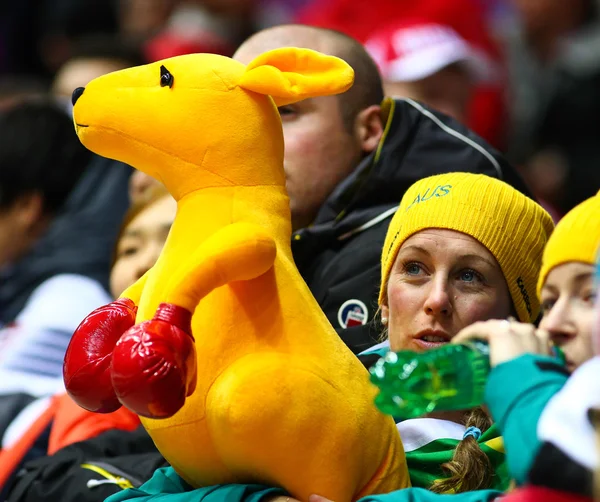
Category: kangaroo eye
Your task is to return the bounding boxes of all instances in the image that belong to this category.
[160,65,174,88]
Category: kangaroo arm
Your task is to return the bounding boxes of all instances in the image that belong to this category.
[165,222,277,311]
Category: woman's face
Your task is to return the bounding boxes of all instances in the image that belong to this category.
[110,196,177,298]
[539,262,597,372]
[382,229,513,352]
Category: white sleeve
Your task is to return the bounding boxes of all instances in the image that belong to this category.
[15,274,111,332]
[0,274,111,390]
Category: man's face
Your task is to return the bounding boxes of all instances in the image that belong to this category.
[277,96,362,230]
[233,28,371,231]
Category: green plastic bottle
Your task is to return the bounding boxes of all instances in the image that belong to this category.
[369,340,491,419]
[370,341,566,419]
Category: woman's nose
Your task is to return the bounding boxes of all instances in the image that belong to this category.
[540,299,577,345]
[423,279,452,317]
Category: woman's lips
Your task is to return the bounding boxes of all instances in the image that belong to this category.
[413,338,449,350]
[412,330,452,350]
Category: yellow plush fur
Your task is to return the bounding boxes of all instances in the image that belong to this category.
[72,48,409,500]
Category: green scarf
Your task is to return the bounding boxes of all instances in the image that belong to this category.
[404,423,509,491]
[361,344,510,492]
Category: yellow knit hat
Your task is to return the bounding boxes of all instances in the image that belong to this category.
[537,190,600,296]
[379,173,554,322]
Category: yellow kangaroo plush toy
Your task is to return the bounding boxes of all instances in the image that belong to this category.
[63,48,409,501]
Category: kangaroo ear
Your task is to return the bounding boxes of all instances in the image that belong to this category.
[238,47,354,106]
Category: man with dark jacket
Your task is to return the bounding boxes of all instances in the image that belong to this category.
[235,24,531,354]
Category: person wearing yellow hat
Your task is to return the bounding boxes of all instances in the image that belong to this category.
[537,190,600,372]
[379,172,554,348]
[373,171,554,495]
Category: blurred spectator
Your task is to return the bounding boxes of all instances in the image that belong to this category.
[118,0,179,41]
[38,0,119,75]
[505,0,600,213]
[141,0,292,61]
[0,100,130,395]
[296,0,407,43]
[365,20,491,124]
[415,0,509,151]
[0,101,89,270]
[143,2,235,61]
[110,189,177,298]
[296,0,508,149]
[52,35,144,104]
[520,148,566,222]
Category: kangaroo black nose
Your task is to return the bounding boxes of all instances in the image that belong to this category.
[72,87,85,106]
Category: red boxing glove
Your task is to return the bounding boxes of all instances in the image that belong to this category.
[63,298,137,413]
[111,303,197,419]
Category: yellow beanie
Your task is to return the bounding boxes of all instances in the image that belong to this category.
[379,173,554,322]
[537,190,600,296]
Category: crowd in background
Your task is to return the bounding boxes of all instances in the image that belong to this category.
[2,0,600,216]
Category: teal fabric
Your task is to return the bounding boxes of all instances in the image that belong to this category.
[360,344,389,358]
[103,467,503,502]
[359,488,502,502]
[104,467,503,502]
[104,467,285,502]
[485,354,568,485]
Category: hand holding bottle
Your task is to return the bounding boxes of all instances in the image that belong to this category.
[452,318,553,368]
[370,318,559,420]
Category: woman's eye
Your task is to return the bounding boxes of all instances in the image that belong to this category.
[404,263,422,275]
[540,299,555,313]
[459,269,481,283]
[278,105,296,118]
[119,246,138,258]
[583,290,597,305]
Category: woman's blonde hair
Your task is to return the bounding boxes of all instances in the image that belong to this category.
[430,408,494,494]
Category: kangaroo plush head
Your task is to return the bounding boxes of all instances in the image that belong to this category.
[72,49,354,200]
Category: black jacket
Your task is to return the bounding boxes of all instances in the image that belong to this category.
[292,98,532,354]
[5,426,165,502]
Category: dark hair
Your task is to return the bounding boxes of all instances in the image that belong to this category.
[326,29,385,132]
[0,99,91,214]
[430,408,494,493]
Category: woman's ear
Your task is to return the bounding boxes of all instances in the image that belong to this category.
[238,47,354,106]
[381,304,389,325]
